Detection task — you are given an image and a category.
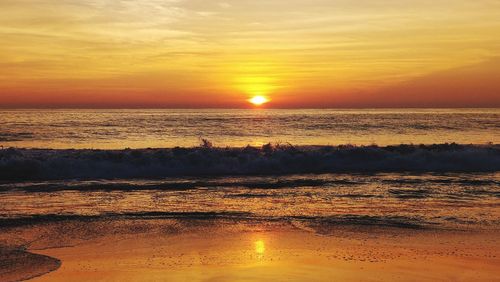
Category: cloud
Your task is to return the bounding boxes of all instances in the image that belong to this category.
[0,1,500,107]
[350,58,500,107]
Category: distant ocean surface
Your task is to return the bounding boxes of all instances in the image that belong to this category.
[0,109,498,149]
[0,109,499,231]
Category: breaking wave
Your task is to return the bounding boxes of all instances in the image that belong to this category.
[0,143,498,180]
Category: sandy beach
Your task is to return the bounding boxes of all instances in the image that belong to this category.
[1,218,498,282]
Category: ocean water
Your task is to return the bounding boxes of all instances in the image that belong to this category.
[0,109,498,149]
[1,173,499,230]
[0,109,499,230]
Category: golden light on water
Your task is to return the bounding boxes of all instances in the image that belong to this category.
[255,240,266,254]
[249,96,269,106]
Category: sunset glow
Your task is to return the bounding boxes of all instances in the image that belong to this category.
[0,1,499,108]
[0,2,498,281]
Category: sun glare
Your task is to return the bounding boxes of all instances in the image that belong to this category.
[249,96,269,106]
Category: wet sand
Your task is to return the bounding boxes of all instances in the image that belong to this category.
[0,249,60,282]
[0,218,498,281]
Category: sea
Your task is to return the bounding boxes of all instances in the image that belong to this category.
[0,109,499,230]
[0,108,498,149]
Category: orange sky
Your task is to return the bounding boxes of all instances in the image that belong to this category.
[1,0,499,108]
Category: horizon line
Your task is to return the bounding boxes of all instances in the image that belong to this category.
[1,106,499,110]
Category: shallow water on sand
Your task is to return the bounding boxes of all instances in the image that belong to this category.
[1,173,498,231]
[2,219,499,282]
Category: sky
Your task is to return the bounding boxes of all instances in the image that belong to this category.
[0,0,499,108]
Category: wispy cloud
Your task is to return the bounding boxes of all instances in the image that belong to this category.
[1,0,499,106]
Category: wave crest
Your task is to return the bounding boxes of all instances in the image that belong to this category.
[0,143,498,180]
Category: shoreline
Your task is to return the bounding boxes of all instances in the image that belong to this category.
[1,218,498,281]
[0,249,61,282]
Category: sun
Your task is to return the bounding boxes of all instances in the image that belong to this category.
[249,96,269,106]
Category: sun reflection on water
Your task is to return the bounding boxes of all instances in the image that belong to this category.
[255,240,266,255]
